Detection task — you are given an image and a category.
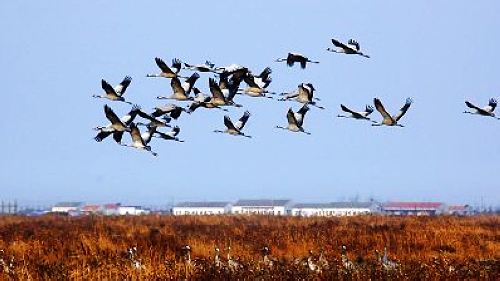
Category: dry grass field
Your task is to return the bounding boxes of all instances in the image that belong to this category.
[0,215,498,280]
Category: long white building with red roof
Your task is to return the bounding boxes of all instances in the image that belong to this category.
[382,202,447,216]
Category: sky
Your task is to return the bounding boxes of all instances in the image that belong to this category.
[1,1,499,207]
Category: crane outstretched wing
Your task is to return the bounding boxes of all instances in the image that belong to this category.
[104,105,122,125]
[365,105,374,115]
[374,98,392,120]
[348,39,360,51]
[155,130,177,140]
[297,104,309,116]
[393,98,413,121]
[287,108,298,127]
[341,104,364,119]
[170,77,185,94]
[331,38,350,50]
[155,57,173,74]
[243,75,260,88]
[258,67,272,79]
[235,111,251,130]
[209,78,226,101]
[101,79,117,96]
[129,123,145,145]
[465,101,489,115]
[115,76,132,96]
[113,131,124,143]
[224,115,238,131]
[485,98,498,113]
[171,58,182,73]
[94,131,112,142]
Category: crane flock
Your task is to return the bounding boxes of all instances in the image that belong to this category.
[92,38,498,156]
[125,244,398,275]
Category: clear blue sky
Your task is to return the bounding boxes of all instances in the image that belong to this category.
[1,1,499,207]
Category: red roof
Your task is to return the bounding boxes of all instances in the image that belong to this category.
[384,202,444,210]
[103,203,120,209]
[81,205,101,211]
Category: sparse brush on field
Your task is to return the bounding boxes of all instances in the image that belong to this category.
[0,215,498,279]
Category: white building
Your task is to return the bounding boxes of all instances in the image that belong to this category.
[173,202,232,215]
[231,199,292,215]
[51,202,84,213]
[447,204,472,216]
[118,205,150,215]
[291,202,379,217]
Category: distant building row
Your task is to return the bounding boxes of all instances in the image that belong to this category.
[51,202,150,216]
[172,200,472,217]
[47,200,472,217]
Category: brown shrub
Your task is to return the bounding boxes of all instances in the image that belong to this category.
[0,215,498,279]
